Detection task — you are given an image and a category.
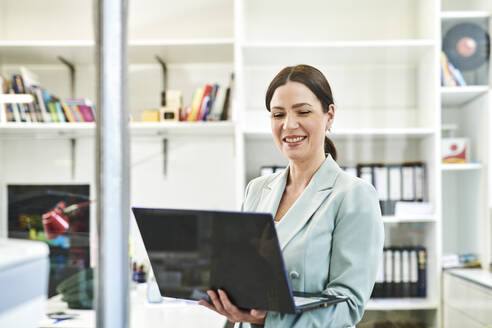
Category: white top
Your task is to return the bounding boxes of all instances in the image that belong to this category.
[446,268,492,290]
[0,238,49,269]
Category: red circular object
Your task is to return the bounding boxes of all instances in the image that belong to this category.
[456,37,477,57]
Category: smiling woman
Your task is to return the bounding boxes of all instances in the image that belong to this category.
[199,65,384,328]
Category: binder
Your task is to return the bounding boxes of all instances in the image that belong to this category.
[372,251,384,298]
[417,247,427,298]
[415,163,425,202]
[393,248,402,297]
[357,164,373,185]
[373,164,390,215]
[384,248,393,298]
[401,164,415,201]
[401,249,411,297]
[409,249,418,297]
[388,165,402,215]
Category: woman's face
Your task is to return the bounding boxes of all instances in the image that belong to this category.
[270,81,334,163]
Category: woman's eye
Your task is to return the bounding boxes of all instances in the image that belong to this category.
[299,110,310,115]
[273,113,284,118]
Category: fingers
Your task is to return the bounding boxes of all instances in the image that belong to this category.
[218,289,243,318]
[207,290,226,315]
[198,289,265,324]
[250,309,267,318]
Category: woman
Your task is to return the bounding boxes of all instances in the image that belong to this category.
[199,64,384,327]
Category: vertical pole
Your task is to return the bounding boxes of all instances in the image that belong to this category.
[95,0,129,327]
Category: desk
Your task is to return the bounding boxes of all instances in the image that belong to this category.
[39,284,227,328]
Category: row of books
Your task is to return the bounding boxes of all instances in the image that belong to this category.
[440,51,467,87]
[372,247,427,299]
[182,82,232,122]
[0,71,95,123]
[342,163,426,216]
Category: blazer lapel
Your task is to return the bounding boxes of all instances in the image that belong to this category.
[276,155,341,250]
[256,168,289,215]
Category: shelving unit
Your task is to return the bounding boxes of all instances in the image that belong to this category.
[439,2,492,327]
[1,0,490,327]
[366,298,439,311]
[441,86,489,106]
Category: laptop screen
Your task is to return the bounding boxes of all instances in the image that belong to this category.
[132,207,295,312]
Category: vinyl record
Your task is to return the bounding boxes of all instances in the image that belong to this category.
[443,23,490,71]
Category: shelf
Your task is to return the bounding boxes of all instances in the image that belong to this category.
[130,121,235,136]
[440,11,490,20]
[0,39,234,65]
[0,121,235,137]
[366,298,438,311]
[441,163,483,171]
[441,86,489,107]
[0,122,94,137]
[242,40,435,66]
[244,128,435,140]
[382,216,437,224]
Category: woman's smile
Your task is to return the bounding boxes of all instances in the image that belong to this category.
[283,135,307,146]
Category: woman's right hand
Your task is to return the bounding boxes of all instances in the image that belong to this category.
[198,289,267,325]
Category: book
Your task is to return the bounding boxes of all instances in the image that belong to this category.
[0,76,8,123]
[202,84,219,120]
[48,102,59,123]
[8,103,21,122]
[54,102,67,122]
[32,86,52,123]
[43,91,59,122]
[440,52,457,87]
[187,88,204,121]
[196,84,212,121]
[220,73,234,121]
[208,86,225,121]
[77,105,95,122]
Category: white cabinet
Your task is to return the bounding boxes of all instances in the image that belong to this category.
[443,270,492,328]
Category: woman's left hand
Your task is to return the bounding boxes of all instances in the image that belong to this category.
[198,289,267,325]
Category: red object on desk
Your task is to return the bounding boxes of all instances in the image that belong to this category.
[42,202,70,240]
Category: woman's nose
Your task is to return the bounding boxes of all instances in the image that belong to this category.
[283,114,299,129]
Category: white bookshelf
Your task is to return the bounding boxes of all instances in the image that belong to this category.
[441,163,483,171]
[440,11,490,19]
[441,86,489,107]
[382,215,438,224]
[366,298,439,311]
[1,0,491,327]
[439,4,491,328]
[0,121,236,137]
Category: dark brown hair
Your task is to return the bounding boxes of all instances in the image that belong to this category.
[265,64,337,161]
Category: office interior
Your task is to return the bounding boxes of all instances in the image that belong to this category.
[1,0,492,327]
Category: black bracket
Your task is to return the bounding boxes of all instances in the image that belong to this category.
[57,56,76,98]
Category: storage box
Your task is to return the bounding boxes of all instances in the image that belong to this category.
[441,138,470,163]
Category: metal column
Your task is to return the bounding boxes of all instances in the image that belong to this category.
[95,0,129,327]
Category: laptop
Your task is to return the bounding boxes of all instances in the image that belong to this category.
[132,207,348,314]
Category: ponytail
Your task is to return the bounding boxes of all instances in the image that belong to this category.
[324,136,337,161]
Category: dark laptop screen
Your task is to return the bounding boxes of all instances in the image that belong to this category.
[132,207,295,313]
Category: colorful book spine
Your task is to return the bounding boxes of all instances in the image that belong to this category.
[48,102,59,122]
[54,102,67,122]
[187,88,204,121]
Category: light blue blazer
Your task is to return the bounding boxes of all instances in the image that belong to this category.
[240,155,384,328]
